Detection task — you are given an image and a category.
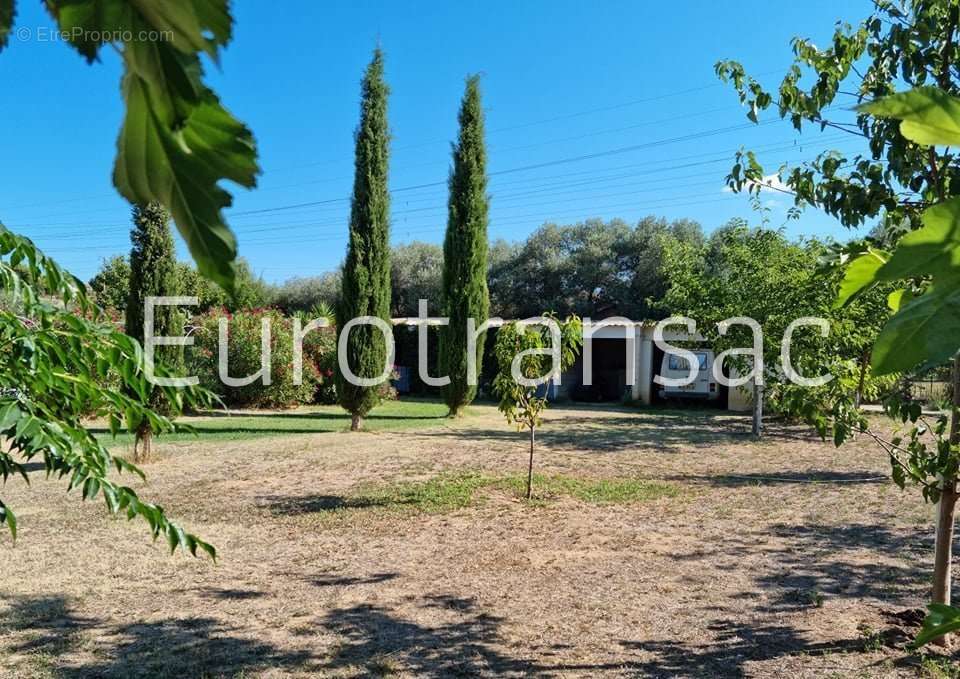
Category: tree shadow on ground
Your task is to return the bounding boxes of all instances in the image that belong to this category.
[261,493,397,515]
[616,619,871,678]
[0,595,92,657]
[755,523,930,611]
[193,587,265,601]
[310,593,885,678]
[310,572,398,587]
[672,522,930,612]
[0,594,314,678]
[664,469,886,486]
[313,595,538,677]
[416,412,750,452]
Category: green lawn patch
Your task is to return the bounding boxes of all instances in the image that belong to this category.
[498,473,681,504]
[96,399,453,446]
[354,472,495,513]
[287,471,680,522]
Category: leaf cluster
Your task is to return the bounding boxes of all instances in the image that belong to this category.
[0,224,215,557]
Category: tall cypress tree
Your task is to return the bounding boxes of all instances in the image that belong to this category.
[336,49,392,431]
[440,75,490,416]
[126,201,181,461]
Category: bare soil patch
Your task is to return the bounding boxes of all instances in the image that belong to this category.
[0,404,954,677]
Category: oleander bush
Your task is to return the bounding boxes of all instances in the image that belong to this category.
[188,308,322,408]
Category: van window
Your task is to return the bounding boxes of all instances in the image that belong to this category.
[668,352,708,372]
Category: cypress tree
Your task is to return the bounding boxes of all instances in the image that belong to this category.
[336,49,392,431]
[126,201,181,462]
[440,75,490,416]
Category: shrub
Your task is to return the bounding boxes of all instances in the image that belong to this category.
[301,320,338,405]
[188,308,320,408]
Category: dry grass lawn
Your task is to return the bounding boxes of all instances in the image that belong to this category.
[0,403,956,678]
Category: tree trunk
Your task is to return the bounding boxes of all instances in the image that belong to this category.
[133,421,152,464]
[931,356,960,647]
[526,425,535,500]
[854,350,869,409]
[752,381,763,438]
[351,414,362,431]
[933,481,957,605]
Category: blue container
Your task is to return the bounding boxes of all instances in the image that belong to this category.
[392,366,412,393]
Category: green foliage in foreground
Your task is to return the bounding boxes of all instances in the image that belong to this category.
[1,0,260,290]
[0,224,215,557]
[912,603,960,649]
[718,1,960,647]
[835,86,960,649]
[290,471,679,519]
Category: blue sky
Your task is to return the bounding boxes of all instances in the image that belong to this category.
[1,0,876,283]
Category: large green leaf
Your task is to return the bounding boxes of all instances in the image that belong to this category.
[886,288,913,312]
[860,87,960,147]
[46,0,256,291]
[910,603,960,648]
[834,247,889,308]
[872,281,960,374]
[114,74,255,290]
[128,0,223,58]
[48,0,230,62]
[0,0,15,52]
[47,0,128,63]
[878,197,960,282]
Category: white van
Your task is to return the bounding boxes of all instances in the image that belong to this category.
[658,349,720,401]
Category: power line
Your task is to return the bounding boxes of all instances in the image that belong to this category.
[10,132,857,240]
[23,141,856,244]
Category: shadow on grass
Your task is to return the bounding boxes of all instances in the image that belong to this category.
[311,572,399,587]
[194,587,265,601]
[0,594,313,678]
[664,469,886,486]
[0,595,92,657]
[753,523,930,612]
[314,596,536,677]
[3,589,910,678]
[312,593,884,678]
[616,621,869,678]
[414,411,750,452]
[263,494,398,515]
[670,522,930,613]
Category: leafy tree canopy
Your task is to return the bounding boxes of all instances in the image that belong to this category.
[488,216,703,319]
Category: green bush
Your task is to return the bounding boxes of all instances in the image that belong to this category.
[188,308,321,408]
[302,320,338,405]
